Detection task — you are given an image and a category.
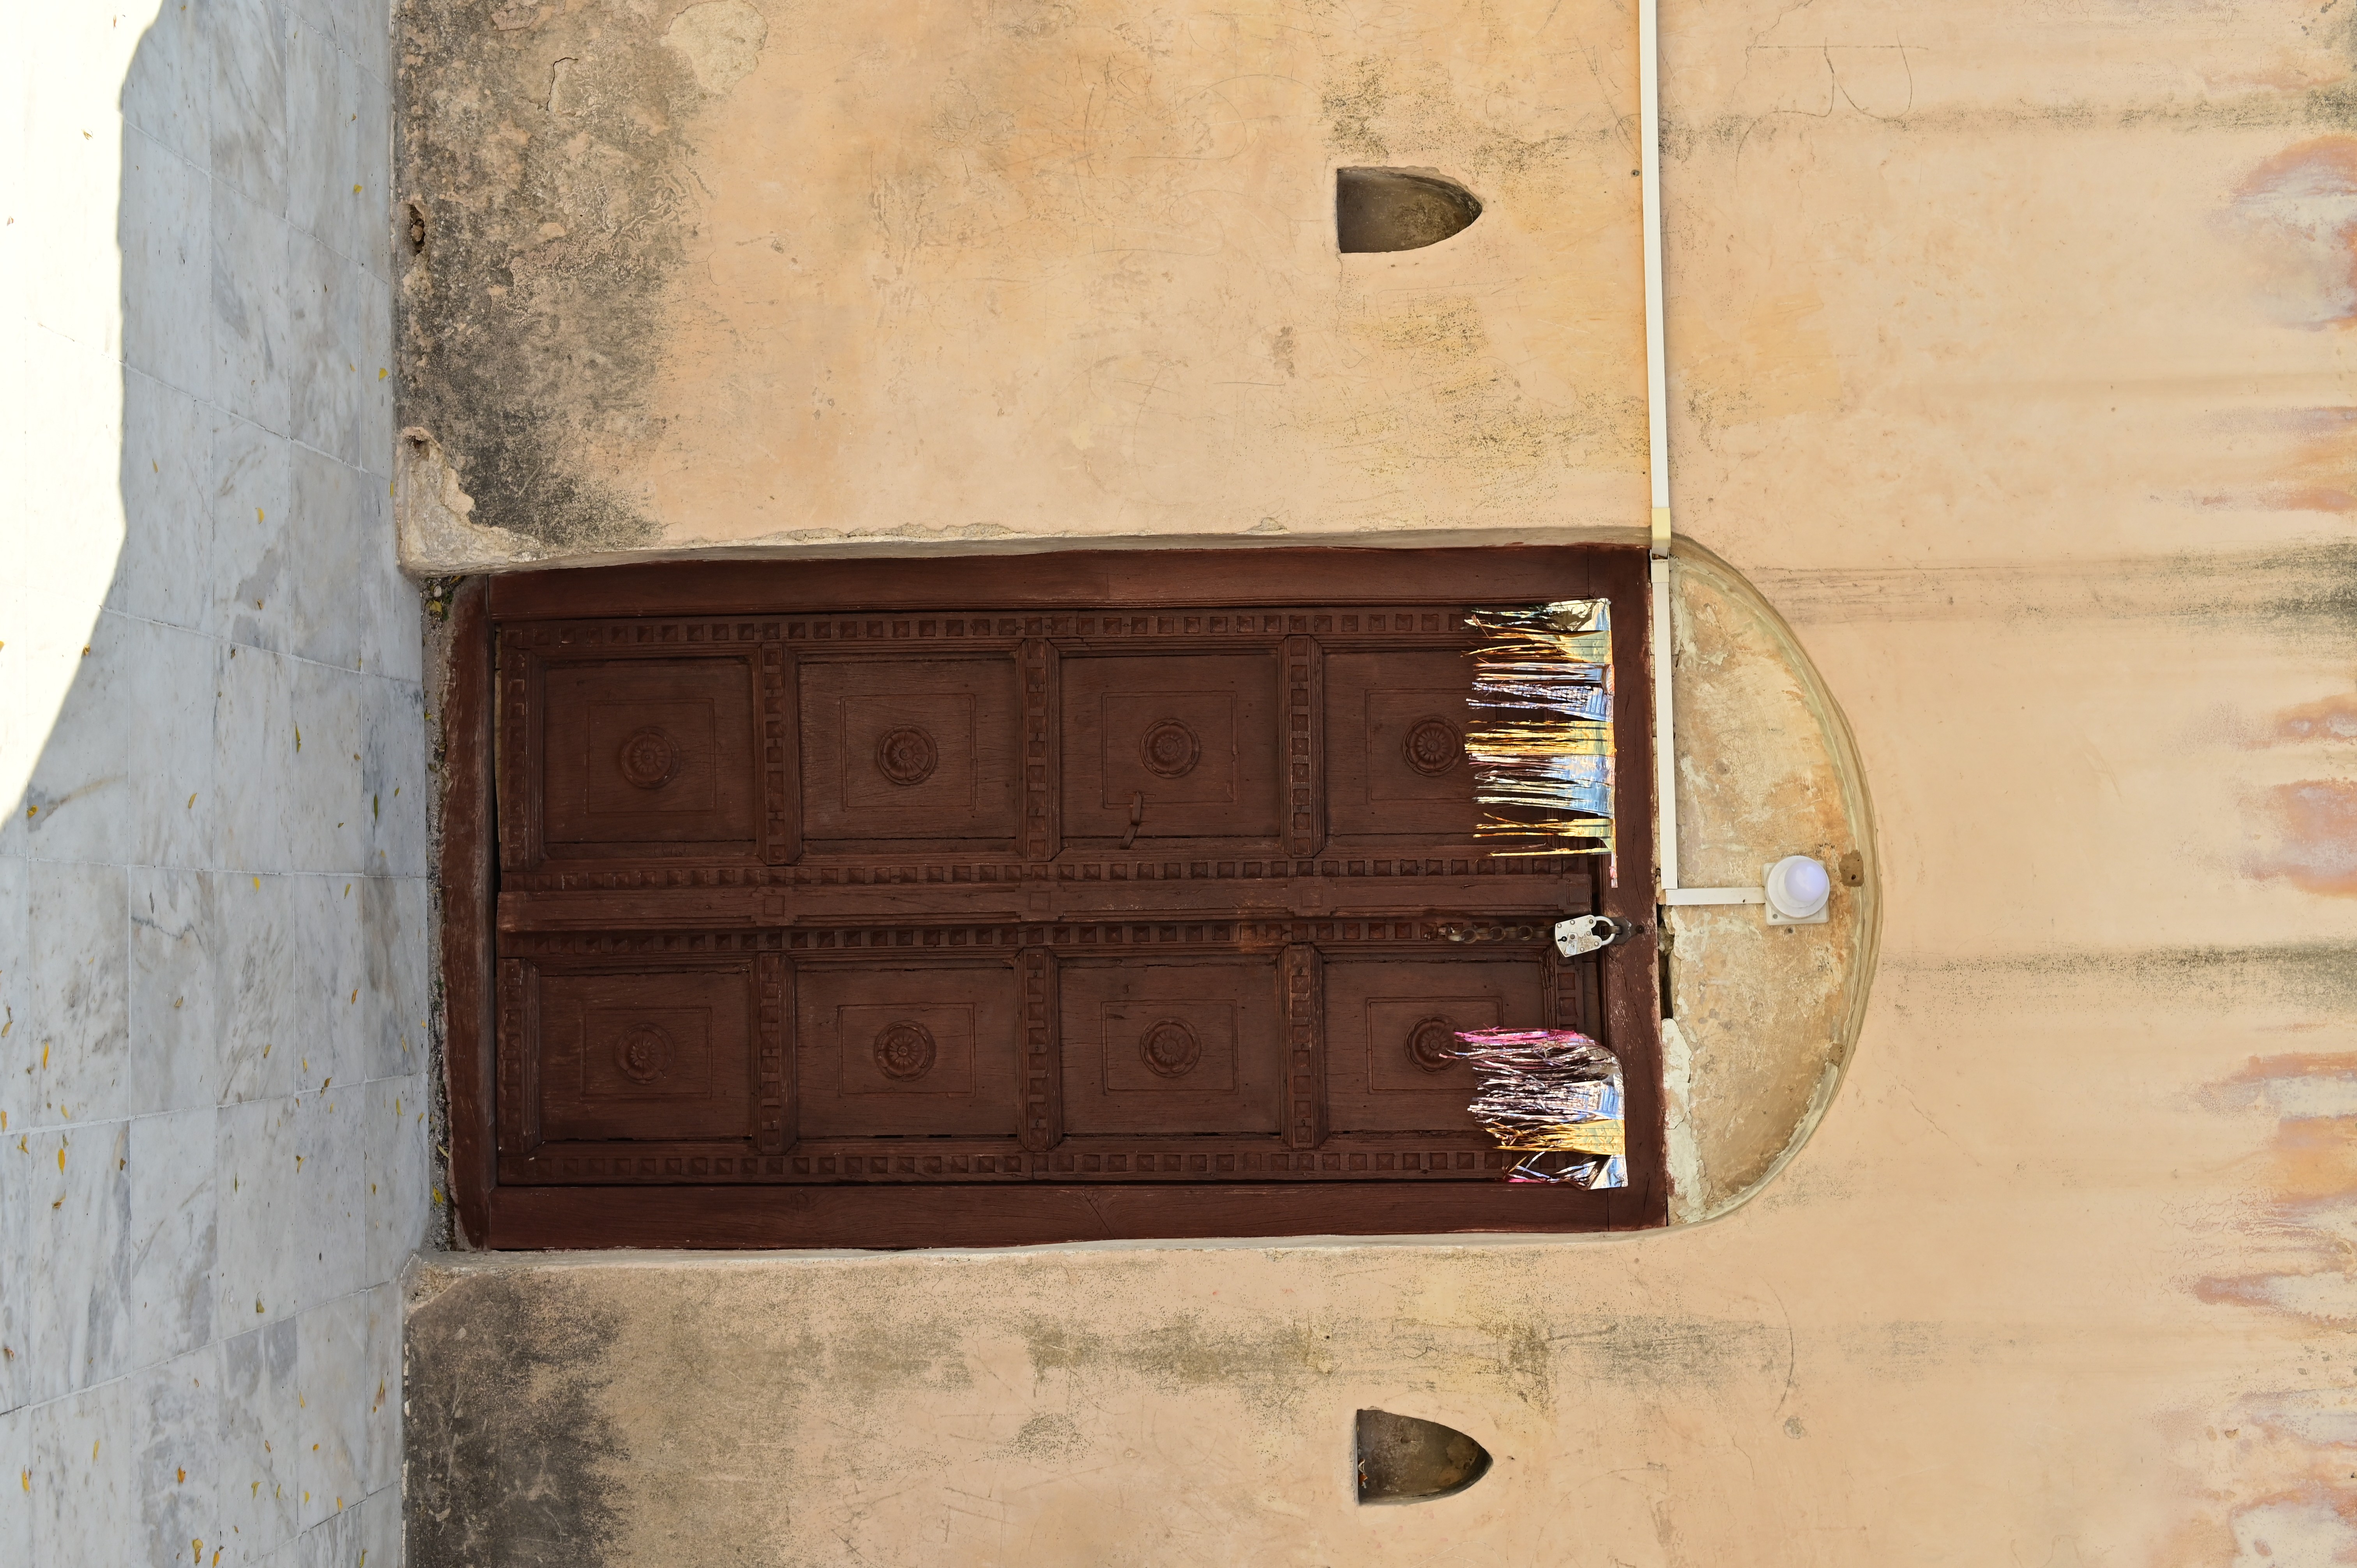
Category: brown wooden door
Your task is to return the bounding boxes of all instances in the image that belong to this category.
[454,547,1659,1247]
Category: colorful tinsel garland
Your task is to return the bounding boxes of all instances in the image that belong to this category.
[1465,598,1614,865]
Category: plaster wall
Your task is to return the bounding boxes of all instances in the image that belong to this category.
[0,5,431,1565]
[401,0,2357,1561]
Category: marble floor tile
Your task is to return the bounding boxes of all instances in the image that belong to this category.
[210,646,297,879]
[212,411,295,653]
[344,51,392,282]
[361,1077,426,1288]
[131,867,224,1118]
[113,368,216,632]
[208,0,288,214]
[210,182,293,436]
[135,1340,223,1568]
[215,1091,363,1330]
[350,267,395,473]
[120,125,215,400]
[129,1107,221,1364]
[357,1283,399,1497]
[5,858,129,1134]
[357,879,426,1083]
[0,1127,24,1416]
[283,19,353,260]
[216,651,381,878]
[217,1316,302,1558]
[282,1499,362,1568]
[286,231,366,470]
[124,617,220,871]
[121,0,214,171]
[25,1359,134,1566]
[358,678,426,878]
[12,1121,136,1403]
[281,442,389,670]
[0,856,28,1143]
[14,616,136,866]
[216,873,361,1104]
[18,613,215,871]
[350,1482,401,1568]
[0,1406,28,1559]
[283,659,376,874]
[293,1293,366,1529]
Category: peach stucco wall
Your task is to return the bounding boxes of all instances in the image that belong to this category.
[399,0,2357,1558]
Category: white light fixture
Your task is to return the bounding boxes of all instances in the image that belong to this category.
[1764,855,1831,925]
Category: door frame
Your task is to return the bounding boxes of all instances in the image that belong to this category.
[438,546,1664,1248]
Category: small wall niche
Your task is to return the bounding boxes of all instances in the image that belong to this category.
[1355,1408,1493,1504]
[1336,169,1482,253]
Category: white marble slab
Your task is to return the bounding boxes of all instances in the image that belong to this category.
[212,410,295,652]
[134,1340,221,1568]
[216,1090,364,1331]
[208,0,288,215]
[122,0,215,173]
[217,1316,303,1556]
[129,1106,220,1364]
[0,1406,28,1559]
[5,2,420,1550]
[16,613,214,869]
[112,369,216,631]
[10,1121,135,1405]
[121,124,215,400]
[282,20,350,264]
[1,859,130,1134]
[217,873,362,1104]
[287,231,367,471]
[358,682,426,877]
[24,1352,134,1565]
[209,180,293,435]
[345,50,392,282]
[131,867,224,1117]
[362,1077,426,1289]
[281,441,403,671]
[357,880,426,1084]
[294,1292,366,1529]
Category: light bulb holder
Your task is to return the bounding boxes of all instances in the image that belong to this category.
[1763,856,1831,925]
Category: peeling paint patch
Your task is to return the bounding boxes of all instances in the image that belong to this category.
[2248,779,2357,895]
[2270,694,2357,744]
[2230,138,2357,327]
[2231,1489,2357,1565]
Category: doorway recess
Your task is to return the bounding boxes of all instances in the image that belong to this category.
[438,547,1663,1249]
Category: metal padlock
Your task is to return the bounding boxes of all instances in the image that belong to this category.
[1553,914,1634,957]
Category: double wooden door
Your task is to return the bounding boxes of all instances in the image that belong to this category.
[448,548,1660,1247]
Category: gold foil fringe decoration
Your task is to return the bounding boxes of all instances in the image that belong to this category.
[1448,1028,1628,1188]
[1465,598,1613,863]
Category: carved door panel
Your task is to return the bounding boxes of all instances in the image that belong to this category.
[471,549,1659,1245]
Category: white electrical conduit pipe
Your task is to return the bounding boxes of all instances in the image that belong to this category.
[1640,0,1751,916]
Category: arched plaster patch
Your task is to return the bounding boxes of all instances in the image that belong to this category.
[1660,540,1882,1225]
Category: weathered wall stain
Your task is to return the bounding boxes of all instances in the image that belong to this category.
[405,1271,629,1568]
[2179,1049,2357,1564]
[2248,780,2357,895]
[395,0,1648,568]
[2270,692,2357,742]
[2231,138,2357,327]
[398,0,755,555]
